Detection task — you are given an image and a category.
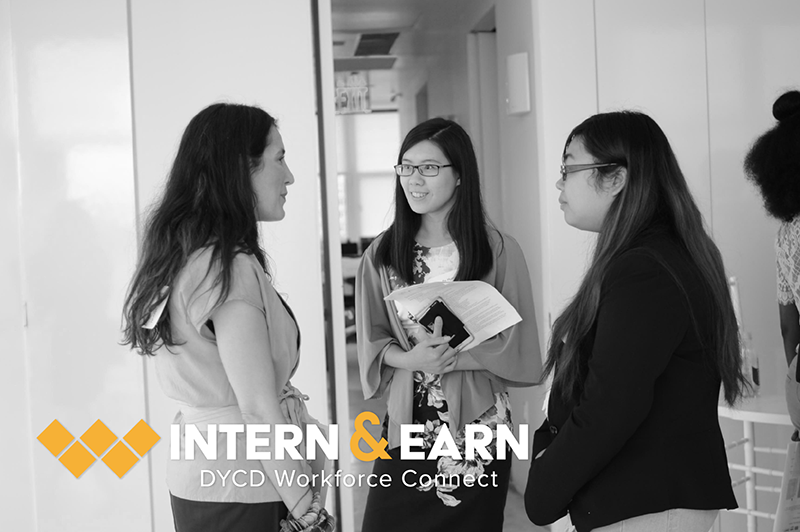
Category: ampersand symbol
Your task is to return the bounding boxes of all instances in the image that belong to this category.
[350,411,391,461]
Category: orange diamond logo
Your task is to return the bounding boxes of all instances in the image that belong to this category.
[38,419,74,456]
[59,442,96,478]
[40,419,159,478]
[103,441,139,478]
[124,419,160,456]
[80,420,117,456]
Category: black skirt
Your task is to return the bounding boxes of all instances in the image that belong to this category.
[361,447,512,532]
[170,494,289,532]
[361,380,513,532]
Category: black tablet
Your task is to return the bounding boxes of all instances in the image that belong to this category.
[416,298,472,350]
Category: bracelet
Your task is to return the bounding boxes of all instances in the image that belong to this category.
[280,493,336,532]
[280,509,334,532]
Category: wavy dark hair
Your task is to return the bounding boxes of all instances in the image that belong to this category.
[376,118,495,282]
[543,111,748,406]
[744,90,800,221]
[122,103,274,355]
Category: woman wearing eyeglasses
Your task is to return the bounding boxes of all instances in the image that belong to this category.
[356,117,542,532]
[525,111,747,532]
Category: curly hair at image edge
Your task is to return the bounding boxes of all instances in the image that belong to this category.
[744,90,800,222]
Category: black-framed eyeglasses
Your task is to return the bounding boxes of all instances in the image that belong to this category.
[394,163,453,177]
[560,162,620,181]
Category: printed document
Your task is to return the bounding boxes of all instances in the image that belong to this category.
[384,280,521,351]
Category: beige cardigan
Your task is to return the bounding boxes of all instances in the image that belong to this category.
[356,230,543,448]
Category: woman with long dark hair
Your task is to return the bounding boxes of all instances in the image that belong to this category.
[122,103,333,532]
[745,90,800,429]
[356,117,542,532]
[525,111,747,532]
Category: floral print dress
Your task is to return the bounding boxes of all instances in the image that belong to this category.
[361,242,513,532]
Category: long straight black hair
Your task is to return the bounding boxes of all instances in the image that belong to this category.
[543,111,748,405]
[376,118,495,282]
[122,103,274,355]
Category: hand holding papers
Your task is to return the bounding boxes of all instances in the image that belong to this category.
[385,281,522,351]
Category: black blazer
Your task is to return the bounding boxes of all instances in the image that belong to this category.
[525,227,737,531]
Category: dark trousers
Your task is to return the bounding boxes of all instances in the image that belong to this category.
[170,494,289,532]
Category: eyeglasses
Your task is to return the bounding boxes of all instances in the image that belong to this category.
[560,162,620,181]
[394,164,453,177]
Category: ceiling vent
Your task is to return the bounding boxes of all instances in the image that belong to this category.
[354,32,399,56]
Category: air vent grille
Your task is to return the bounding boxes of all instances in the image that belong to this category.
[354,32,399,56]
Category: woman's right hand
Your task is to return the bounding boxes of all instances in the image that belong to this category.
[386,317,457,373]
[283,491,336,532]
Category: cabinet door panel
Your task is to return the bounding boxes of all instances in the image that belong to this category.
[12,0,149,529]
[596,0,711,220]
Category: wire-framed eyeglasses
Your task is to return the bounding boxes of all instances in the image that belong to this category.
[560,162,620,181]
[394,164,453,177]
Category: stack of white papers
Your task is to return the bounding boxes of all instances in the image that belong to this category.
[384,281,522,351]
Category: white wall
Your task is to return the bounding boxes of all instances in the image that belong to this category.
[3,1,332,530]
[531,0,599,336]
[1,0,37,528]
[4,0,150,530]
[597,1,713,217]
[492,0,551,494]
[467,32,503,223]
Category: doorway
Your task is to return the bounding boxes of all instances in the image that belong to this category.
[317,2,542,531]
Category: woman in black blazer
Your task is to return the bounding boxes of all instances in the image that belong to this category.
[525,111,749,532]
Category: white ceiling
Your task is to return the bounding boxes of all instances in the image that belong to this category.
[330,0,429,33]
[330,0,493,58]
[330,0,431,108]
[329,0,494,109]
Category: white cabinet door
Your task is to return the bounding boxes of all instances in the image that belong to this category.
[11,0,150,530]
[595,0,712,221]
